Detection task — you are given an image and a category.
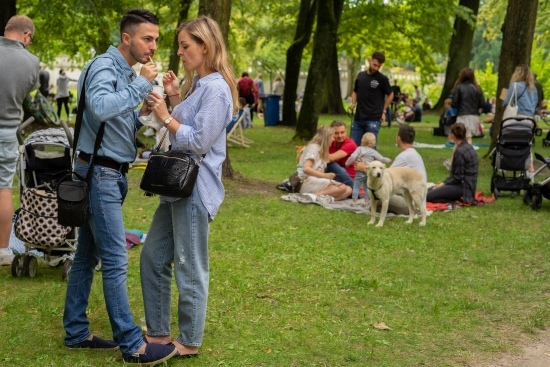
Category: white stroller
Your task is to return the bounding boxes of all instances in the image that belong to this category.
[12,118,77,279]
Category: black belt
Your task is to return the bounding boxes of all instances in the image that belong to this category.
[78,152,129,174]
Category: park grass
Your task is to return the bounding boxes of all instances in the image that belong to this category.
[1,113,550,367]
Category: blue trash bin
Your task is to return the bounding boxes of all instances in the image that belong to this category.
[263,94,281,126]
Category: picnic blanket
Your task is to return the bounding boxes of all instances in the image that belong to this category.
[281,190,495,215]
[413,141,490,149]
[281,193,432,219]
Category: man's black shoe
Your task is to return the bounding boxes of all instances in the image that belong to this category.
[123,343,178,366]
[66,335,118,350]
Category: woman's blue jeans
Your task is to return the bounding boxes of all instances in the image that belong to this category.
[140,187,210,347]
[63,161,143,356]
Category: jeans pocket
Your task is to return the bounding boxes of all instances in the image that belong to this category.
[99,167,123,180]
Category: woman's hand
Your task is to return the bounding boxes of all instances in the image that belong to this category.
[325,172,336,180]
[434,182,445,189]
[148,91,171,121]
[163,70,180,96]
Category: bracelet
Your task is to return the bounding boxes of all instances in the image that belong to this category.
[168,93,180,98]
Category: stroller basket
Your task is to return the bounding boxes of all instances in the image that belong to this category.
[15,188,72,248]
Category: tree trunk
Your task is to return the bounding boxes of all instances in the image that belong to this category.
[280,0,318,127]
[433,0,481,113]
[490,0,538,152]
[294,0,344,141]
[198,0,235,179]
[168,0,193,76]
[0,0,16,36]
[320,37,345,114]
[346,52,361,99]
[198,0,231,47]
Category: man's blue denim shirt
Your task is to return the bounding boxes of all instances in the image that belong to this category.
[76,46,151,163]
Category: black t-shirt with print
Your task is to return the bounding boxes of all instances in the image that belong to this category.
[354,71,392,121]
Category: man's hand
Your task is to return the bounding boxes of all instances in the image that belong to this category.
[354,161,367,173]
[140,61,158,83]
[349,103,356,111]
[381,112,387,122]
[138,100,151,117]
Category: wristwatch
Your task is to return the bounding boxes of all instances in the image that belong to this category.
[163,117,173,126]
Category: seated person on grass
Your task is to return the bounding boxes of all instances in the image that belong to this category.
[345,132,392,206]
[427,123,478,204]
[355,124,427,214]
[298,125,352,202]
[326,120,357,189]
[397,99,415,123]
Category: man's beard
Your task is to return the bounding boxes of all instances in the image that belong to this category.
[129,43,149,64]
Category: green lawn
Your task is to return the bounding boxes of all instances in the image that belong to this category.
[1,113,549,367]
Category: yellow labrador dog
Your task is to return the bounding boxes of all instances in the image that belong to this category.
[366,161,427,227]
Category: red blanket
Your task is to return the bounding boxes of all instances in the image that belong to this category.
[427,191,495,211]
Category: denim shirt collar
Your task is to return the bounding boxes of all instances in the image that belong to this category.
[106,45,137,81]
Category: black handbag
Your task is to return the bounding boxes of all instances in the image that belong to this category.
[140,130,204,198]
[57,59,105,227]
[57,180,89,227]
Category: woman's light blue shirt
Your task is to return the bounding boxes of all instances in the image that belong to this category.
[503,81,538,117]
[162,72,233,220]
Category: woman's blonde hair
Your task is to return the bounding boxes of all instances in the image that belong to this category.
[309,125,333,162]
[510,64,535,90]
[361,132,376,147]
[176,16,238,113]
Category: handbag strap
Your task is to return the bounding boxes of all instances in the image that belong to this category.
[154,129,206,163]
[72,58,108,183]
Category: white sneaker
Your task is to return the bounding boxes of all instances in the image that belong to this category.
[0,248,14,266]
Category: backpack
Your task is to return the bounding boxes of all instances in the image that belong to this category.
[238,77,254,98]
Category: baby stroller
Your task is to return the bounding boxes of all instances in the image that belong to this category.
[490,116,536,197]
[523,152,550,210]
[12,118,76,279]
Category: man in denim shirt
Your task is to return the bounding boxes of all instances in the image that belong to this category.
[63,9,177,365]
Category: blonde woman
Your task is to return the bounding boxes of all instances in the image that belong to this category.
[298,125,352,202]
[502,64,538,172]
[503,64,538,120]
[143,16,238,358]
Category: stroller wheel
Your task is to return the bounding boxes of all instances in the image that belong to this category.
[62,259,73,281]
[24,256,38,277]
[531,195,542,210]
[523,189,532,205]
[11,255,24,277]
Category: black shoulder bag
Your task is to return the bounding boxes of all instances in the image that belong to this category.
[139,129,204,198]
[57,60,106,227]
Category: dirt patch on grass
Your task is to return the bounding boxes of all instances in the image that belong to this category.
[223,174,278,197]
[473,329,550,367]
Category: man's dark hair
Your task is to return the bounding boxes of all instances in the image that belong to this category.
[120,9,159,36]
[330,120,346,128]
[371,51,385,64]
[241,72,249,77]
[398,124,415,144]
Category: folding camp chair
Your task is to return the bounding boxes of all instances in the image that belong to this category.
[227,113,253,147]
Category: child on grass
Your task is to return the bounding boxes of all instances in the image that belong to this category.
[345,132,392,205]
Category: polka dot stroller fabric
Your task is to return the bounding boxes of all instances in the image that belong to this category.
[15,188,72,248]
